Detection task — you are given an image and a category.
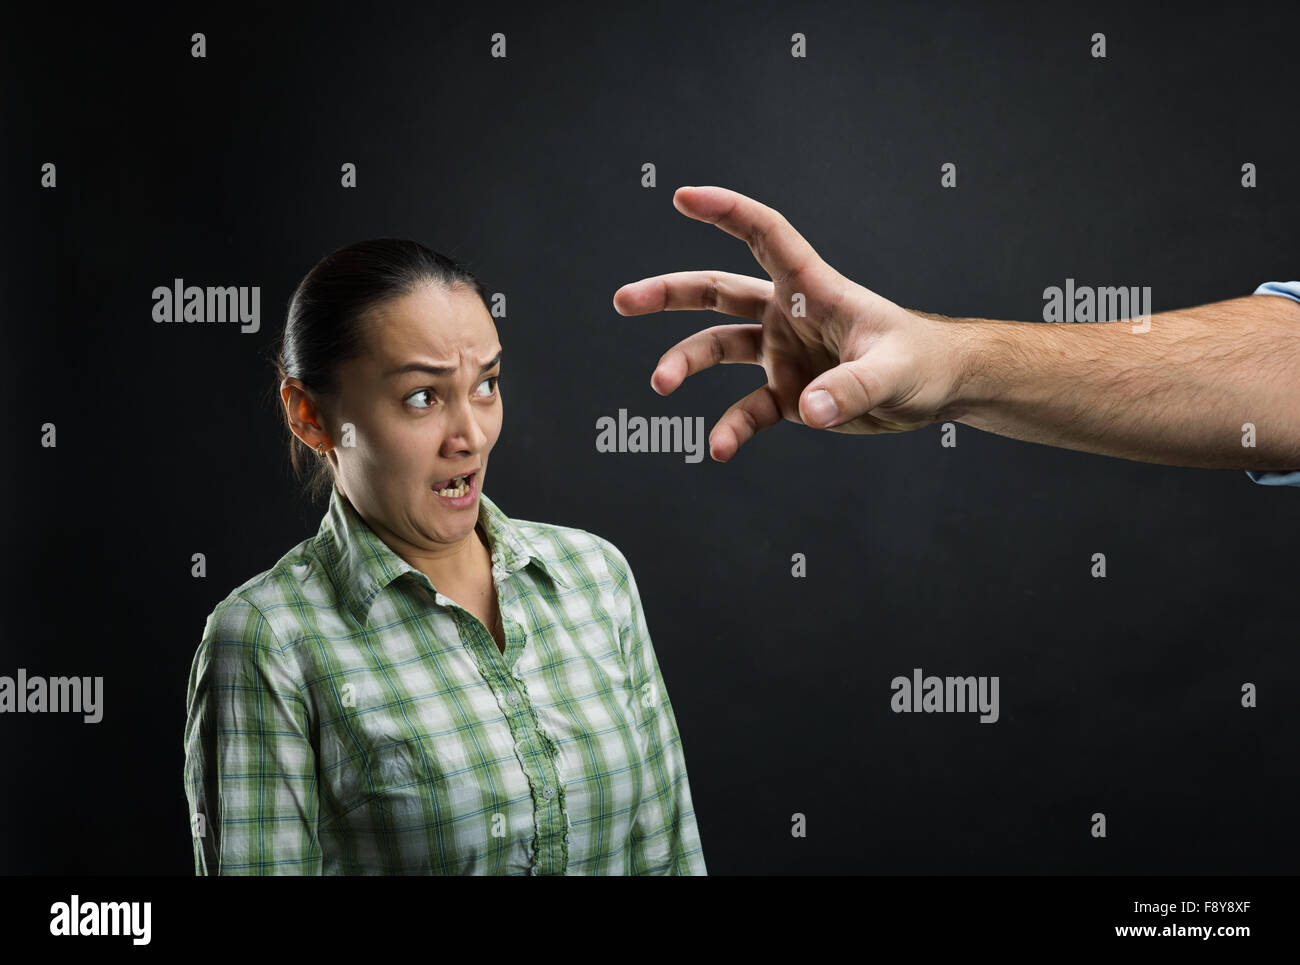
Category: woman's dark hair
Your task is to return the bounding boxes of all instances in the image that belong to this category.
[265,239,492,503]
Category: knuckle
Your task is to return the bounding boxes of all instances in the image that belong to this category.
[708,330,726,367]
[823,274,849,328]
[845,363,880,412]
[700,273,720,310]
[732,402,760,436]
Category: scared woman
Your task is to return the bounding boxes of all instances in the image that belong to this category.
[183,239,706,875]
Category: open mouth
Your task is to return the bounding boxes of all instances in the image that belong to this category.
[432,470,477,498]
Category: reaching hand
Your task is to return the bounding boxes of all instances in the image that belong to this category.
[613,185,971,462]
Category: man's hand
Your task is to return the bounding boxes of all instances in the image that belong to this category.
[612,185,972,462]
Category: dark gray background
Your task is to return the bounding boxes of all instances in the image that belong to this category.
[5,1,1298,874]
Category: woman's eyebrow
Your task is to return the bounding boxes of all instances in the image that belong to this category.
[385,351,502,378]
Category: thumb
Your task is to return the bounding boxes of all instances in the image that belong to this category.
[798,358,888,428]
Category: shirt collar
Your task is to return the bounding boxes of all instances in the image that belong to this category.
[318,484,570,628]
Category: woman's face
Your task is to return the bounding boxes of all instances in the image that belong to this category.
[326,281,503,559]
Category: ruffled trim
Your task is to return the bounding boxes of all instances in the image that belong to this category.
[513,667,570,875]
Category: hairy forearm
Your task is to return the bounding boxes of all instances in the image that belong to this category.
[931,294,1300,471]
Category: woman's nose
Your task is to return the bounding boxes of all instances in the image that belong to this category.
[444,401,489,451]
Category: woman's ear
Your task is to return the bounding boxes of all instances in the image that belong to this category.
[281,378,331,450]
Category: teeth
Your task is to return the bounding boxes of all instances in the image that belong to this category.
[435,475,470,497]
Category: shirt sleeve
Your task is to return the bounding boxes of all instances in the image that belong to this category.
[606,543,708,875]
[183,596,322,874]
[1244,282,1300,487]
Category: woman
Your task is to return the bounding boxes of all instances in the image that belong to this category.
[182,239,706,875]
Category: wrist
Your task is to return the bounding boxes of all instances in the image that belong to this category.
[931,315,999,425]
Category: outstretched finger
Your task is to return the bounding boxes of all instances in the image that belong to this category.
[708,382,784,462]
[651,323,763,396]
[671,186,824,287]
[613,270,773,320]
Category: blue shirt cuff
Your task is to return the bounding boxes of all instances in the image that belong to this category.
[1245,281,1300,486]
[1246,469,1300,486]
[1253,280,1300,303]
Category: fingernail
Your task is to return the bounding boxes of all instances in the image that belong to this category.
[806,389,838,427]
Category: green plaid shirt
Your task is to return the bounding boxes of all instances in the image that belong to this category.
[183,485,706,875]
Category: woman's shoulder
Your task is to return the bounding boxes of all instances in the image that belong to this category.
[197,532,331,653]
[504,511,639,593]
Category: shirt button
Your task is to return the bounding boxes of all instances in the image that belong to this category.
[542,784,556,800]
[506,692,519,707]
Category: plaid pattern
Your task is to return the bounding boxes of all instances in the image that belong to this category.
[183,484,706,875]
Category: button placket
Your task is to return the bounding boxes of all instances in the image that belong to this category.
[439,542,568,874]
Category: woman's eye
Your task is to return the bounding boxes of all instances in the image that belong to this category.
[406,378,497,409]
